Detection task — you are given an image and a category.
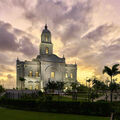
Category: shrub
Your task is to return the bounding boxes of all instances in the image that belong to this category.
[0,98,113,117]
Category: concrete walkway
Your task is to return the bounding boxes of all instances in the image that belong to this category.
[94,92,120,102]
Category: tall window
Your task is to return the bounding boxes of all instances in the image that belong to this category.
[70,73,73,79]
[36,72,39,77]
[45,35,48,42]
[46,47,49,54]
[29,71,33,77]
[51,72,55,78]
[65,73,68,78]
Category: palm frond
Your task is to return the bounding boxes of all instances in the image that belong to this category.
[112,64,119,69]
[112,64,119,73]
[103,66,112,76]
[113,71,120,76]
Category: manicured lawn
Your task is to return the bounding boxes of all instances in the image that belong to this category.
[52,95,88,102]
[0,107,109,120]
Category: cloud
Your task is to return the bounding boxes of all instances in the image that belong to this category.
[7,74,14,79]
[0,65,14,73]
[0,73,16,89]
[0,20,38,57]
[19,36,38,57]
[21,0,98,41]
[0,53,15,65]
[19,0,120,76]
[0,21,18,51]
[60,23,120,76]
[81,24,120,73]
[0,0,120,83]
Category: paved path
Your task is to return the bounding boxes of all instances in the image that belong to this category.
[94,92,120,102]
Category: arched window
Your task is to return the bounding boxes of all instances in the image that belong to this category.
[29,71,33,77]
[65,73,68,78]
[51,72,55,78]
[36,72,39,77]
[45,34,48,42]
[46,47,49,54]
[70,73,73,79]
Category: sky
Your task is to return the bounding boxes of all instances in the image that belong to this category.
[0,0,120,88]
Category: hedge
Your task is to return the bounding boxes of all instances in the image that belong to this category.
[0,99,114,117]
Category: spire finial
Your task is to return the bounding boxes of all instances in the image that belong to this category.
[45,24,47,29]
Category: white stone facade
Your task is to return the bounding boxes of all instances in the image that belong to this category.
[16,25,77,90]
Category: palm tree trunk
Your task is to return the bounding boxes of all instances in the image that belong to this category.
[110,76,112,102]
[88,82,90,102]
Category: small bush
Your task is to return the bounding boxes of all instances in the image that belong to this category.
[0,98,113,117]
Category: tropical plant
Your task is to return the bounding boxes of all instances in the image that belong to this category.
[86,79,92,88]
[56,81,64,101]
[86,78,92,101]
[103,64,120,102]
[70,82,78,101]
[89,90,98,102]
[0,85,5,93]
[44,81,58,93]
[56,81,64,92]
[76,84,89,92]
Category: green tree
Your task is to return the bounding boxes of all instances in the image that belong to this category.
[0,85,5,93]
[92,78,109,101]
[56,81,64,92]
[89,90,98,102]
[70,82,78,101]
[44,81,57,93]
[56,81,64,101]
[86,79,92,101]
[86,79,92,88]
[76,84,89,92]
[103,64,120,102]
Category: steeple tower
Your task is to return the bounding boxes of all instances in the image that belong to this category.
[40,25,53,55]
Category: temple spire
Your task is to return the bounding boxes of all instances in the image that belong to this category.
[45,24,47,29]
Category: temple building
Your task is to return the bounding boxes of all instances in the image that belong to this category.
[16,25,77,90]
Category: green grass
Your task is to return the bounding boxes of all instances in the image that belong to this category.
[0,107,109,120]
[52,95,88,102]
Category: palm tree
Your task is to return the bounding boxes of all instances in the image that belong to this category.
[56,81,64,92]
[103,64,120,102]
[56,81,64,101]
[45,81,57,93]
[19,77,25,90]
[71,82,78,101]
[86,79,92,101]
